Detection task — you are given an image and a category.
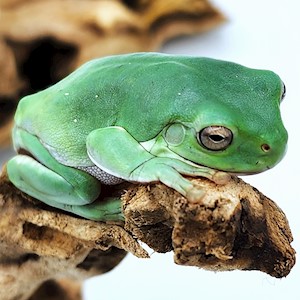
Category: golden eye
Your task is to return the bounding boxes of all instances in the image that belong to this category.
[198,126,233,151]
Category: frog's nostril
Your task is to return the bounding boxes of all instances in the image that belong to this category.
[261,144,271,152]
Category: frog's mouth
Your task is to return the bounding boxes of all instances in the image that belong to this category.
[194,163,271,177]
[223,162,274,176]
[227,170,262,176]
[215,165,272,176]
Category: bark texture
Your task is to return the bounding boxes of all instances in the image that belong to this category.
[0,165,295,300]
[0,0,225,146]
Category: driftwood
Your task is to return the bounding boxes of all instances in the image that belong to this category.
[0,0,225,146]
[0,164,295,300]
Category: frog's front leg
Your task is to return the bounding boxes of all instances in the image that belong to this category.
[87,127,229,201]
[7,129,123,221]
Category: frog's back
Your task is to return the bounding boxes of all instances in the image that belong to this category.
[16,53,197,137]
[14,53,202,165]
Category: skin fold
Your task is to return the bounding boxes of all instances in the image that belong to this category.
[7,53,288,221]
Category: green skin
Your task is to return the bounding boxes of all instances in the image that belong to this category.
[7,53,288,221]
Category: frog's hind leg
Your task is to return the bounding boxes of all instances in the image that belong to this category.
[7,129,122,221]
[68,197,124,222]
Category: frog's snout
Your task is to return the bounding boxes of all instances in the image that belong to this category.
[261,125,288,157]
[258,136,287,170]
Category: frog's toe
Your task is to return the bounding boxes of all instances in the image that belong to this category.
[186,187,206,203]
[212,171,231,185]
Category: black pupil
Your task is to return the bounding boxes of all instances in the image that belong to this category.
[209,134,224,142]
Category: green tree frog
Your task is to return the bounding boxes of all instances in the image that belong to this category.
[7,53,288,221]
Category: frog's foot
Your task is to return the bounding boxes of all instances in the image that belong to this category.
[68,197,124,222]
[186,170,231,203]
[129,157,231,197]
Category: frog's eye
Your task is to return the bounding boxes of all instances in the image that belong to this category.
[198,126,233,151]
[280,83,286,102]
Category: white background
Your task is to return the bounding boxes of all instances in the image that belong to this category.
[1,0,299,299]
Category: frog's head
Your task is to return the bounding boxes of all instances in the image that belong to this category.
[163,60,288,174]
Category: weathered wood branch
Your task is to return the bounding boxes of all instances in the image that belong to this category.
[0,165,295,300]
[123,177,295,276]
